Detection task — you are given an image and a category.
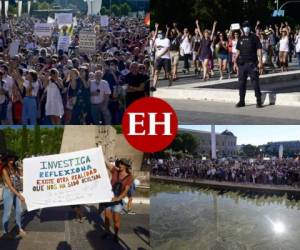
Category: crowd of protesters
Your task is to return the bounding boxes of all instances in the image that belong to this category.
[150,19,300,90]
[0,14,150,125]
[149,157,300,187]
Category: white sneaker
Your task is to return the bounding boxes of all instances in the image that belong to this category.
[219,76,223,80]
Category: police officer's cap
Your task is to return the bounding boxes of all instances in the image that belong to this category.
[242,21,250,27]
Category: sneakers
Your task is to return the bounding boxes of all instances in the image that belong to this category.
[236,101,246,108]
[256,103,263,108]
[2,233,14,240]
[150,87,157,92]
[127,210,136,215]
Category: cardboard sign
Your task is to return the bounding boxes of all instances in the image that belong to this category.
[57,35,70,52]
[55,13,73,25]
[23,147,114,211]
[79,31,96,54]
[100,15,109,27]
[34,23,52,37]
[230,23,241,31]
[9,40,20,58]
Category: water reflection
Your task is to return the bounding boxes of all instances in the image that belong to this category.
[151,182,300,250]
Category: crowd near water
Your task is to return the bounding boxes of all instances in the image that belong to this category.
[0,15,150,125]
[149,158,300,187]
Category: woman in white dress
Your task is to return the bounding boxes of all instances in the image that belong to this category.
[45,69,64,124]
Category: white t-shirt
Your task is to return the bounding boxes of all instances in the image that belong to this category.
[180,35,192,54]
[232,40,238,54]
[0,80,8,104]
[279,36,289,52]
[46,81,64,117]
[23,80,39,96]
[295,35,300,53]
[90,79,111,104]
[3,75,14,97]
[154,38,171,59]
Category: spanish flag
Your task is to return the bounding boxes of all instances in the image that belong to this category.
[144,13,150,26]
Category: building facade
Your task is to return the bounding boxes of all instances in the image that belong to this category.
[262,141,300,156]
[180,129,237,157]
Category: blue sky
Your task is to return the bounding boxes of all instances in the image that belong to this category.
[179,125,300,146]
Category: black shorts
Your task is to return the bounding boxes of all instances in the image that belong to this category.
[155,58,171,72]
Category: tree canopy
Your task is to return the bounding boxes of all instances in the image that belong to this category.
[2,126,64,159]
[151,0,300,31]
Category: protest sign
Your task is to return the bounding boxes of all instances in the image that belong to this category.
[23,147,114,211]
[47,16,55,24]
[79,31,96,54]
[9,40,20,58]
[100,15,109,27]
[34,23,52,37]
[230,23,241,30]
[57,35,70,52]
[55,13,73,25]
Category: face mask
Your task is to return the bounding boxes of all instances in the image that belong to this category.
[243,27,250,34]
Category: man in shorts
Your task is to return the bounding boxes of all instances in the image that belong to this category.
[151,29,172,92]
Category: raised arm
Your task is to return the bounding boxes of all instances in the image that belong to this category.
[255,20,260,32]
[173,23,180,36]
[166,24,170,38]
[211,21,217,40]
[154,23,159,39]
[195,20,203,39]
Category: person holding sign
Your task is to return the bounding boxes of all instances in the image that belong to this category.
[1,155,26,239]
[102,159,133,243]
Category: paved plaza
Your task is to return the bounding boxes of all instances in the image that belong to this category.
[0,203,150,250]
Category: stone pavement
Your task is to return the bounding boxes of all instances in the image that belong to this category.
[157,58,300,88]
[0,203,150,250]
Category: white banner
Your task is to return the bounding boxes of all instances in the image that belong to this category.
[23,147,114,211]
[57,35,70,52]
[79,31,96,54]
[100,15,109,27]
[55,13,73,25]
[34,23,52,37]
[91,0,102,15]
[18,1,22,17]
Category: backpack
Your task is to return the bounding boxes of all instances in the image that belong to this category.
[112,172,130,197]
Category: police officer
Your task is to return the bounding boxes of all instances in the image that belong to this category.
[233,21,263,108]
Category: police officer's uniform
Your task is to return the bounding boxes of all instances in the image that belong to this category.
[236,30,263,107]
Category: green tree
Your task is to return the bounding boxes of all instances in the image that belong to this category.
[38,2,50,10]
[101,6,109,15]
[21,126,28,159]
[120,2,131,16]
[33,125,41,156]
[111,4,120,16]
[240,144,259,158]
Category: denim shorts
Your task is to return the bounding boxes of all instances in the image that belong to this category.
[103,200,124,213]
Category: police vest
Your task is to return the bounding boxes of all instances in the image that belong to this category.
[238,34,260,64]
